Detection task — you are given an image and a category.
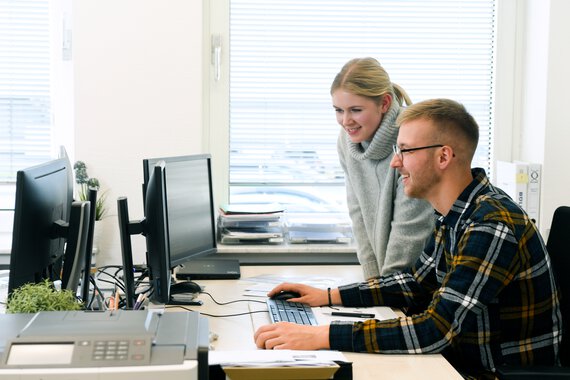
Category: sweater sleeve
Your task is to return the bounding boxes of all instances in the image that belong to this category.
[337,134,380,279]
[381,174,434,275]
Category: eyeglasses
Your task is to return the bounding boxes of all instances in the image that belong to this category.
[392,144,444,162]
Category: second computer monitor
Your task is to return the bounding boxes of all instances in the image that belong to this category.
[9,157,91,299]
[142,154,217,268]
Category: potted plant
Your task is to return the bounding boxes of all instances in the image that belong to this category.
[6,279,83,313]
[74,161,109,266]
[73,161,108,220]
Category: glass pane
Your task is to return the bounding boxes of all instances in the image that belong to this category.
[229,0,495,212]
[230,185,346,214]
[0,0,52,182]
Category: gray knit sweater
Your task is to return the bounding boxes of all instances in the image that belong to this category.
[337,101,434,279]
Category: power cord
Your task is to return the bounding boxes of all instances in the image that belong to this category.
[165,303,270,318]
[85,265,152,311]
[165,291,268,318]
[200,291,266,305]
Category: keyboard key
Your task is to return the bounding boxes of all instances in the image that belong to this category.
[266,298,318,326]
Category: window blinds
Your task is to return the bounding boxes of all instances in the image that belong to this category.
[0,0,52,182]
[229,0,496,187]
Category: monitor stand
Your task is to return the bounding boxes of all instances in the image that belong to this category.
[116,197,140,309]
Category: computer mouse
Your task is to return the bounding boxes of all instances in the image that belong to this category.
[170,281,202,294]
[271,291,301,301]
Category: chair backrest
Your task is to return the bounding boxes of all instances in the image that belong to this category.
[546,206,570,366]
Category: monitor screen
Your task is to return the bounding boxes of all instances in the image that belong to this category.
[8,157,90,298]
[142,154,217,268]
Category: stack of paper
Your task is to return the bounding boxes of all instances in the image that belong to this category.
[209,349,347,367]
[209,350,349,380]
[285,214,353,244]
[218,204,285,244]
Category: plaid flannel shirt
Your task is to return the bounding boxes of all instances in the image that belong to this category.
[330,168,562,378]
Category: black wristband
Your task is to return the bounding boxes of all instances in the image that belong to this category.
[327,287,332,307]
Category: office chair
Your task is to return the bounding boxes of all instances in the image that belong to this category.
[496,206,570,379]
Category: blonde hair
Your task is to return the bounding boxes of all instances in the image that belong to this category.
[330,57,412,106]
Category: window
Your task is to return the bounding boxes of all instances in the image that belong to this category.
[207,0,498,215]
[0,0,71,254]
[1,0,53,182]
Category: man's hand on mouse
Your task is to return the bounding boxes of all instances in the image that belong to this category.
[268,282,331,307]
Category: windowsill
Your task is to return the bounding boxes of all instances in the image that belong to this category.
[216,242,358,265]
[0,240,358,268]
[0,245,359,269]
[0,253,9,270]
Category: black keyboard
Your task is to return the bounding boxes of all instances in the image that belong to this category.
[266,298,318,326]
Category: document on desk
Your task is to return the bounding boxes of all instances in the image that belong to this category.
[315,306,398,323]
[242,274,343,298]
[209,349,347,367]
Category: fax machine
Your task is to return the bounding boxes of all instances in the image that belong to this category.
[0,309,208,379]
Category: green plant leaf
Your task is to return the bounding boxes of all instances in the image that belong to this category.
[6,279,83,313]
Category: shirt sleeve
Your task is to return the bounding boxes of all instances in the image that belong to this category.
[331,220,520,354]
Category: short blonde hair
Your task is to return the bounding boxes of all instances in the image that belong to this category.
[330,57,412,106]
[397,99,479,160]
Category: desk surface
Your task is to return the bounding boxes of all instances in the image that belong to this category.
[187,265,462,380]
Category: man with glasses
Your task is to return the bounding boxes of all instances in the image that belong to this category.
[254,99,561,378]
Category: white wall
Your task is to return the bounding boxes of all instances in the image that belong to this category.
[518,0,570,233]
[73,0,204,265]
[72,0,570,266]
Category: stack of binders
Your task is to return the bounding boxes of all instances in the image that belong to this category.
[495,160,542,227]
[218,204,285,244]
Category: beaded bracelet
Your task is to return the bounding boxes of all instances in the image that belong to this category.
[327,287,332,307]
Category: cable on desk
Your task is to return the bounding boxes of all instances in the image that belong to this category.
[86,265,152,311]
[165,303,270,318]
[200,291,266,305]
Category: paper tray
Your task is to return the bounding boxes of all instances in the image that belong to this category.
[222,364,339,380]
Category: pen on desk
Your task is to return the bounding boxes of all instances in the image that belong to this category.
[133,294,144,310]
[107,296,115,311]
[133,293,143,310]
[113,290,120,311]
[331,311,375,319]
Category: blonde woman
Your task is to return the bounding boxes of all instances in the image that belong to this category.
[331,57,433,278]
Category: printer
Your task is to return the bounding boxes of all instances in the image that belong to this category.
[0,309,208,379]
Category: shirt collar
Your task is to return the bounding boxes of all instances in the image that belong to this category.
[438,168,489,227]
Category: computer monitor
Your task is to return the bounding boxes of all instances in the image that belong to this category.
[58,146,98,303]
[8,157,91,299]
[57,146,74,217]
[117,161,170,306]
[142,154,217,268]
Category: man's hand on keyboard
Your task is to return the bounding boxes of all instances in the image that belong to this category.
[254,321,330,350]
[268,282,330,307]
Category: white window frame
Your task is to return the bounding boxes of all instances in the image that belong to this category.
[203,0,521,212]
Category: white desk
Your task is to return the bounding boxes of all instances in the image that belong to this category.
[188,265,463,380]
